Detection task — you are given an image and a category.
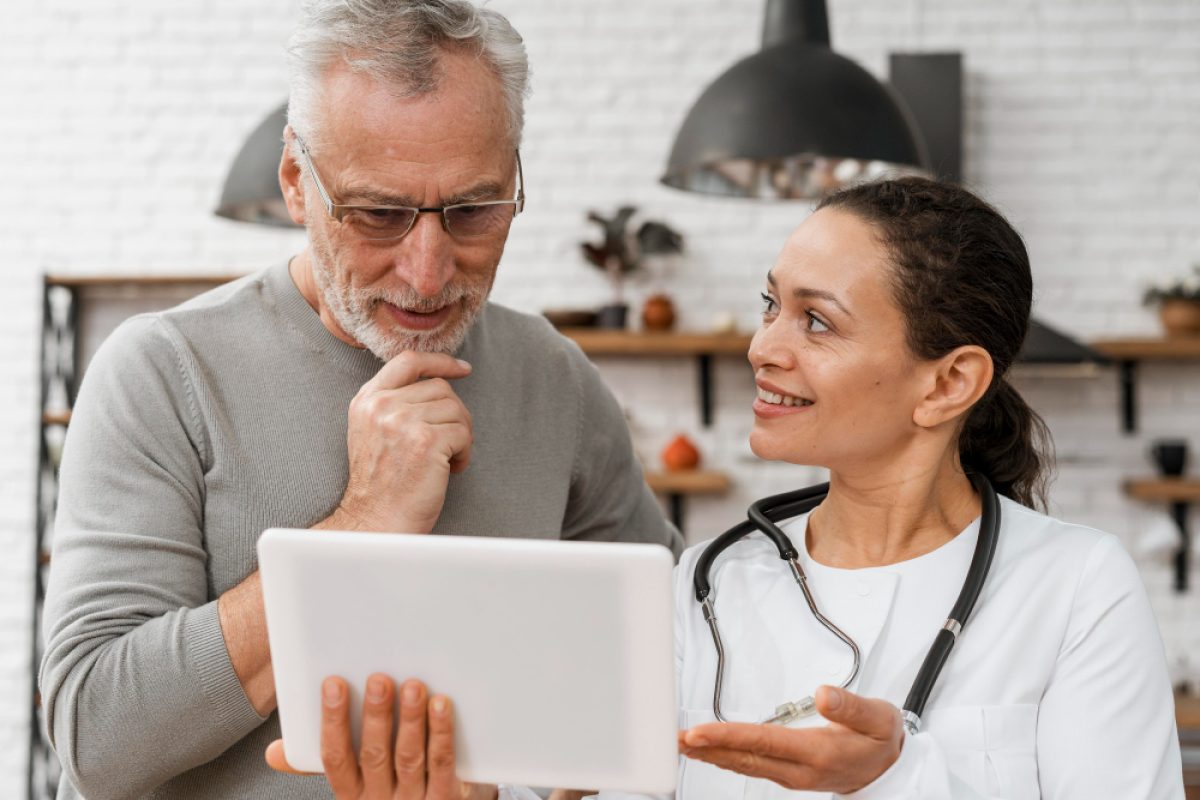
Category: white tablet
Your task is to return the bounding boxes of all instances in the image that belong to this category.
[258,529,678,793]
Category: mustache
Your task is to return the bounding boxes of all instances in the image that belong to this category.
[369,284,476,313]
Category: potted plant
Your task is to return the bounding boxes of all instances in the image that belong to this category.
[581,206,683,329]
[1144,265,1200,337]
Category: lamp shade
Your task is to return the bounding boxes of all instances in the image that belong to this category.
[662,0,928,199]
[214,103,300,227]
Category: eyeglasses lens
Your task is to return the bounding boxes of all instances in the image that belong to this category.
[444,204,515,238]
[342,204,516,241]
[345,208,419,239]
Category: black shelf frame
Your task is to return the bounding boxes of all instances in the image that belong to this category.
[29,278,78,800]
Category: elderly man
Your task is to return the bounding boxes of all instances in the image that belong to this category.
[39,1,681,798]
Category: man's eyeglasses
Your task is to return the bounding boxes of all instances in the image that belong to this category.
[293,133,525,242]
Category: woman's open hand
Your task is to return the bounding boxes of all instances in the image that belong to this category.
[266,675,496,800]
[679,685,903,794]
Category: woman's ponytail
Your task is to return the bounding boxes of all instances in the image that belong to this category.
[959,379,1053,511]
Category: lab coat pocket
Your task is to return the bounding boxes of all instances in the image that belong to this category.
[680,708,749,799]
[923,703,1039,798]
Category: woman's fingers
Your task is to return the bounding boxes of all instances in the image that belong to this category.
[683,721,811,761]
[425,695,460,797]
[395,679,429,800]
[360,674,398,797]
[815,685,901,741]
[682,744,818,789]
[320,676,365,798]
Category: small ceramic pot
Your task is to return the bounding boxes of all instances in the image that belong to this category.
[1150,438,1189,477]
[641,294,676,331]
[596,303,629,330]
[1159,299,1200,337]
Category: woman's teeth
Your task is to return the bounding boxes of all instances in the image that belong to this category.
[757,388,813,407]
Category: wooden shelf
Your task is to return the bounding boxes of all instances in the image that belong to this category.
[645,469,732,534]
[1091,337,1200,360]
[46,274,245,288]
[556,329,753,427]
[1179,693,1200,731]
[1087,336,1200,433]
[1124,478,1200,503]
[646,469,731,495]
[558,328,752,357]
[1125,478,1197,591]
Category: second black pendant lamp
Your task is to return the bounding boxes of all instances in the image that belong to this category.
[662,0,928,199]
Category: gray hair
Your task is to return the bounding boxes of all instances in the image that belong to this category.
[286,0,531,150]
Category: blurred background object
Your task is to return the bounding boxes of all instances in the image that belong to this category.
[661,0,928,198]
[579,206,684,329]
[213,103,299,228]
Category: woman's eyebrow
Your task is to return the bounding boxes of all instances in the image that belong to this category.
[793,288,852,317]
[767,272,852,317]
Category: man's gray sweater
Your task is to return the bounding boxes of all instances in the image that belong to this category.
[41,261,680,799]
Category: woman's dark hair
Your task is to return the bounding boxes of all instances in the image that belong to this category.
[816,176,1053,511]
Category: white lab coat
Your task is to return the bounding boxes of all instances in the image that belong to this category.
[666,496,1183,799]
[502,496,1184,800]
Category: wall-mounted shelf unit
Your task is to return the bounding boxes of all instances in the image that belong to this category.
[1124,477,1199,592]
[1124,478,1200,503]
[1090,337,1200,433]
[1088,338,1200,592]
[645,469,731,530]
[557,328,753,427]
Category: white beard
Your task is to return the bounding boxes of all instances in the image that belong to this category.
[308,242,490,360]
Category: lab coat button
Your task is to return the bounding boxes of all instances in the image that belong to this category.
[856,580,871,597]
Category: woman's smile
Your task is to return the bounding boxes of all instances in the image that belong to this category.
[753,380,815,418]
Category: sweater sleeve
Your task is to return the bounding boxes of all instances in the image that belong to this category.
[559,343,682,559]
[843,534,1183,800]
[39,316,266,800]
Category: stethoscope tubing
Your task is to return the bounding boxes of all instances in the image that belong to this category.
[902,473,1000,725]
[695,474,1000,734]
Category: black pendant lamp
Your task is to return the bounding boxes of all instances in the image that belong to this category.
[214,103,301,227]
[662,0,928,199]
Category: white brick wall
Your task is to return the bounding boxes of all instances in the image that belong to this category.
[5,0,1200,793]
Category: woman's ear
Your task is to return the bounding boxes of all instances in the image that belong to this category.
[279,126,307,226]
[913,346,994,429]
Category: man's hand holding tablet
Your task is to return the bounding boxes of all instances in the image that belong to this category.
[266,675,494,800]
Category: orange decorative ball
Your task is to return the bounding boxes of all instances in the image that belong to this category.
[661,434,701,471]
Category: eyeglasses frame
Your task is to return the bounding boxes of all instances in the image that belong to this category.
[292,132,525,241]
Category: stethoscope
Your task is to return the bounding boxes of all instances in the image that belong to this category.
[693,473,1000,735]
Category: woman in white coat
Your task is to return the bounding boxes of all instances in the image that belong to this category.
[665,177,1183,798]
[269,177,1184,799]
